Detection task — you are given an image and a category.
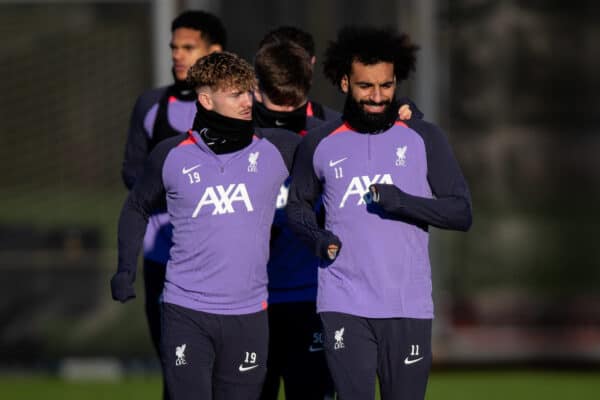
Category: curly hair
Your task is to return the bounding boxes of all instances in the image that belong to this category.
[323,26,419,89]
[254,41,312,107]
[187,52,256,92]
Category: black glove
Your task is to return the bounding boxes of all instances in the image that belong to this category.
[317,234,342,261]
[110,271,136,303]
[364,185,381,204]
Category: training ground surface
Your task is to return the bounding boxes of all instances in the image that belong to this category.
[2,370,599,399]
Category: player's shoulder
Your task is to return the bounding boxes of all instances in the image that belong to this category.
[152,132,190,155]
[254,127,300,171]
[292,118,345,160]
[307,100,341,122]
[306,117,346,141]
[255,127,302,147]
[134,85,169,111]
[404,118,446,142]
[309,116,345,135]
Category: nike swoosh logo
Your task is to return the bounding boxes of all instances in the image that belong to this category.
[308,345,324,352]
[238,364,260,372]
[404,356,424,365]
[275,120,286,126]
[328,157,348,167]
[182,164,201,174]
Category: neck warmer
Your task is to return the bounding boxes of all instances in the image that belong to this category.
[342,94,400,134]
[192,102,254,154]
[253,100,307,134]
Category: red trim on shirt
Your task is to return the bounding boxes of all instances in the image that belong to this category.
[306,101,314,117]
[330,120,407,136]
[329,122,353,136]
[168,96,177,103]
[177,130,198,146]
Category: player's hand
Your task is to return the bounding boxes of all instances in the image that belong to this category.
[110,271,136,303]
[327,244,339,260]
[364,185,380,204]
[398,104,412,120]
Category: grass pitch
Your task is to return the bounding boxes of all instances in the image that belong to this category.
[2,370,599,399]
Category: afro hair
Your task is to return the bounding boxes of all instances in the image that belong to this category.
[323,26,418,89]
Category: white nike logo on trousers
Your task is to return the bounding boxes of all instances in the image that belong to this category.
[238,364,259,372]
[404,356,424,365]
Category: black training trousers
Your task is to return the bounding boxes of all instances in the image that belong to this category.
[161,302,269,400]
[320,312,432,400]
[260,301,334,400]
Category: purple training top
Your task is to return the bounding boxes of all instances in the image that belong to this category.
[114,128,299,315]
[287,119,472,319]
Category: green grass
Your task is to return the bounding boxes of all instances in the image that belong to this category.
[2,370,600,399]
[0,188,125,249]
[0,376,161,400]
[426,370,600,399]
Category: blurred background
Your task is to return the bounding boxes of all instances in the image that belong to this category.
[1,0,599,396]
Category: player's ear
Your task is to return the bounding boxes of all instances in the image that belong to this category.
[341,75,349,93]
[197,90,213,110]
[208,43,222,54]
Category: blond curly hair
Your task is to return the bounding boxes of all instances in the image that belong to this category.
[187,51,256,92]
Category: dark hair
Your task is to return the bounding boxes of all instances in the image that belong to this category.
[323,26,418,88]
[254,41,312,107]
[187,52,256,92]
[258,26,315,57]
[172,10,227,48]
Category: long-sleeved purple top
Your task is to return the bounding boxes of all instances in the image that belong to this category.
[286,118,472,319]
[113,128,299,315]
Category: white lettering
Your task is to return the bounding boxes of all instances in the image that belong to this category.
[339,174,393,208]
[192,183,254,216]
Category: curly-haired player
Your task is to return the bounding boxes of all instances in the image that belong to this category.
[286,26,472,400]
[112,52,301,400]
[119,11,226,400]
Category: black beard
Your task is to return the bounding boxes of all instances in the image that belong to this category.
[342,94,399,134]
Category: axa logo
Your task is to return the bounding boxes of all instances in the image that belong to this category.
[248,151,259,172]
[396,146,407,166]
[334,327,345,350]
[339,174,393,208]
[175,344,187,366]
[192,183,254,216]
